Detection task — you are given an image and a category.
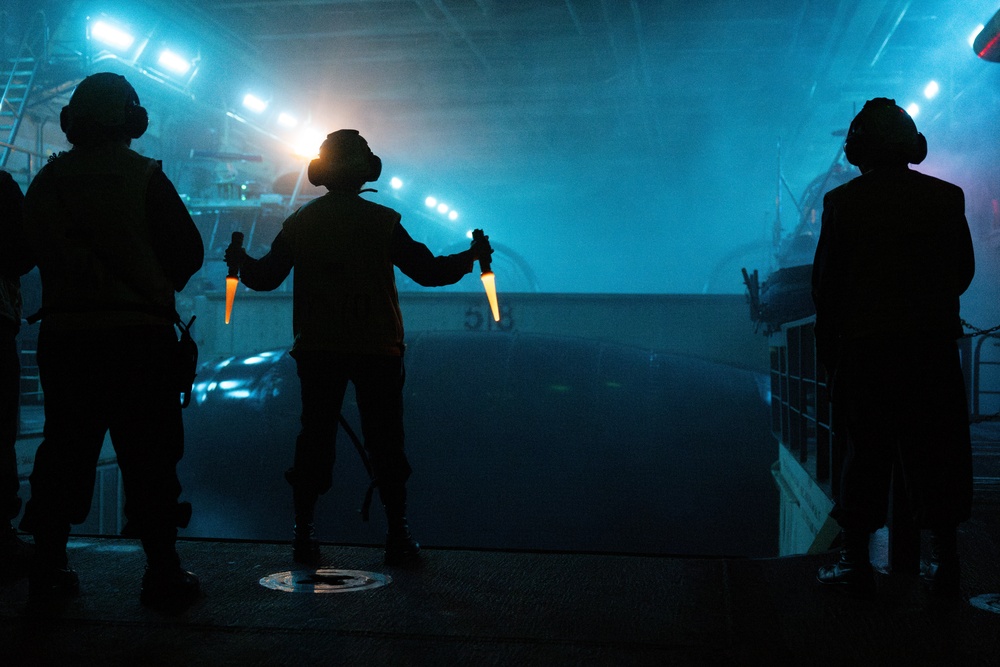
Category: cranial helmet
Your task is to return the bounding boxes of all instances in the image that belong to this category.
[843,97,927,168]
[307,129,382,189]
[59,72,149,145]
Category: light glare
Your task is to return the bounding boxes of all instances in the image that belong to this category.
[277,112,298,128]
[390,177,403,189]
[923,80,939,99]
[448,210,459,221]
[157,49,191,75]
[293,128,324,158]
[92,20,135,50]
[425,196,437,208]
[906,102,920,118]
[242,93,268,114]
[437,203,449,214]
[970,25,985,48]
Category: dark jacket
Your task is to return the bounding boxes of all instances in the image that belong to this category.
[0,170,31,330]
[811,164,975,371]
[240,188,474,355]
[23,144,203,331]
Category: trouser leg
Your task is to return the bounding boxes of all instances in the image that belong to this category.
[288,354,349,565]
[20,329,109,548]
[353,354,418,563]
[107,327,189,568]
[20,329,107,596]
[291,354,347,497]
[354,355,409,511]
[1,329,21,522]
[894,341,972,529]
[829,345,897,533]
[99,326,199,610]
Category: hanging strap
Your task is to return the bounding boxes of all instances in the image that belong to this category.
[337,414,378,522]
[175,312,197,408]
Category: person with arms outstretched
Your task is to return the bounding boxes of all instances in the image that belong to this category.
[226,129,492,566]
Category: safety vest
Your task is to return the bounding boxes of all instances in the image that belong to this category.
[24,144,176,330]
[282,191,405,355]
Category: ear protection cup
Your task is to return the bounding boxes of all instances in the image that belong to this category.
[366,152,382,182]
[123,102,149,139]
[308,129,382,187]
[844,97,925,167]
[59,104,73,136]
[909,132,927,165]
[307,158,327,187]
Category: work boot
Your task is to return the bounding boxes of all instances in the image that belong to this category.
[380,484,421,565]
[28,527,79,599]
[921,527,961,597]
[385,519,421,565]
[140,532,201,612]
[817,530,876,599]
[140,565,201,612]
[28,564,79,599]
[291,482,321,566]
[293,522,322,567]
[0,522,33,571]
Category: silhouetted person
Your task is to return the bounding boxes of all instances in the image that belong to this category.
[225,129,492,566]
[20,73,204,609]
[0,169,34,570]
[813,98,975,598]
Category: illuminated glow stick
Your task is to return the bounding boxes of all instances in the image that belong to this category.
[225,276,238,324]
[225,232,244,324]
[472,229,499,322]
[481,271,500,322]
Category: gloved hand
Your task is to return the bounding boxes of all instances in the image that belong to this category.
[224,244,248,270]
[470,231,494,263]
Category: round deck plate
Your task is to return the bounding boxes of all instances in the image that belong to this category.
[259,568,392,594]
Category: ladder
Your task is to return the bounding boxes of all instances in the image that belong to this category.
[1,12,47,169]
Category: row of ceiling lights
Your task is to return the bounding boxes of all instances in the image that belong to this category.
[88,15,465,226]
[90,18,198,83]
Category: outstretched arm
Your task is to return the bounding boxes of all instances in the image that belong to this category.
[392,223,490,287]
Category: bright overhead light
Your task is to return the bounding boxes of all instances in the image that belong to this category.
[923,80,939,99]
[277,112,298,128]
[425,196,437,208]
[293,128,325,158]
[436,203,449,214]
[157,49,191,75]
[91,20,135,50]
[242,93,268,114]
[970,25,985,48]
[448,210,459,221]
[906,102,920,118]
[390,177,403,189]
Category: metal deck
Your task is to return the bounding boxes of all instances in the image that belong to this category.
[3,514,1000,665]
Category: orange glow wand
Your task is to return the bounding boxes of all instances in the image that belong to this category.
[472,229,499,322]
[225,232,244,324]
